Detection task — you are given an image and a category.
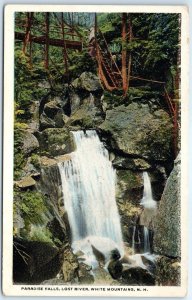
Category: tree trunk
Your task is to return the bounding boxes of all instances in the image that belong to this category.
[22,12,33,56]
[127,14,132,91]
[45,12,50,70]
[122,13,128,96]
[61,12,69,73]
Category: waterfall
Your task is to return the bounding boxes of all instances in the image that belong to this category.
[143,226,150,253]
[58,130,124,268]
[140,172,157,209]
[132,226,136,254]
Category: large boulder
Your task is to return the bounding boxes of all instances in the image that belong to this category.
[72,72,102,92]
[153,153,181,257]
[66,95,104,129]
[99,103,173,161]
[121,266,155,286]
[13,237,62,283]
[40,113,55,130]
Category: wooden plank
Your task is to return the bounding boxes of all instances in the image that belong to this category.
[15,31,82,50]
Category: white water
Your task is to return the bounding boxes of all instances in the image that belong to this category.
[132,226,136,255]
[143,226,150,253]
[58,130,124,268]
[140,172,157,209]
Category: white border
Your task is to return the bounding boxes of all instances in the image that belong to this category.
[3,4,189,297]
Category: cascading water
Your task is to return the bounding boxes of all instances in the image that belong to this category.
[140,172,157,209]
[58,130,124,268]
[143,226,150,253]
[129,171,157,269]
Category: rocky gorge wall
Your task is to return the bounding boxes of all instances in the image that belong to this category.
[13,72,180,285]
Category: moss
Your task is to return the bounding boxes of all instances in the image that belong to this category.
[118,201,141,217]
[30,226,54,245]
[30,153,41,169]
[117,170,142,190]
[14,190,49,228]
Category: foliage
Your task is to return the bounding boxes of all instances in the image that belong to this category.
[14,126,25,180]
[68,50,97,79]
[14,190,48,226]
[30,226,54,245]
[97,12,179,93]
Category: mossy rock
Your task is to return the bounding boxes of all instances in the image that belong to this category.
[66,104,104,130]
[99,103,173,161]
[38,128,74,157]
[72,72,102,92]
[155,256,180,286]
[154,153,181,257]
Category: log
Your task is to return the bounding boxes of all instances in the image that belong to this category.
[15,32,82,50]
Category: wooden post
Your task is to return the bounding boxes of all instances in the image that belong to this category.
[61,12,69,73]
[45,12,50,70]
[22,12,33,56]
[127,13,132,91]
[122,13,128,96]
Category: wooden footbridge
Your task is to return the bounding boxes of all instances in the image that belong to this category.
[15,12,83,71]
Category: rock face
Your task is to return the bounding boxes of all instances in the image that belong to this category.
[99,103,173,161]
[155,256,181,286]
[153,153,181,257]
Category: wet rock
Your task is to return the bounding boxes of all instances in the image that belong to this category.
[155,256,180,286]
[153,153,181,257]
[78,262,94,284]
[62,244,79,282]
[121,266,155,285]
[108,260,123,279]
[22,132,39,155]
[13,237,62,284]
[72,72,102,92]
[99,103,173,161]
